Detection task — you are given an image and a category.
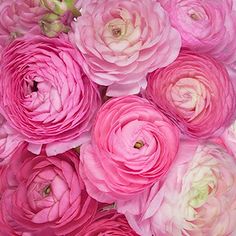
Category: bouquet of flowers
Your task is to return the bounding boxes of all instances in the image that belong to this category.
[1,0,236,235]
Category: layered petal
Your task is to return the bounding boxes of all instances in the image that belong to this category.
[0,36,101,156]
[145,49,235,138]
[69,0,181,96]
[0,144,98,235]
[80,95,179,202]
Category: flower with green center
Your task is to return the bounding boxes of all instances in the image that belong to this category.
[117,142,236,236]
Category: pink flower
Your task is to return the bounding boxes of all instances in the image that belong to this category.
[159,0,236,65]
[145,50,235,138]
[0,0,47,51]
[80,209,138,236]
[80,95,179,203]
[0,144,98,235]
[69,0,181,96]
[221,120,236,158]
[0,114,23,165]
[0,36,101,156]
[118,141,236,236]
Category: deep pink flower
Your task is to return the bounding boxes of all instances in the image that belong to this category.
[117,141,236,236]
[80,209,138,236]
[0,144,98,235]
[159,0,236,66]
[0,36,101,156]
[80,95,179,203]
[69,0,181,96]
[145,50,235,138]
[0,114,23,165]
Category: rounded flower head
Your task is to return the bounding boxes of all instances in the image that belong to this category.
[145,50,235,138]
[80,95,179,203]
[159,0,236,65]
[81,209,138,236]
[118,142,236,236]
[0,36,101,156]
[0,0,47,51]
[0,144,98,235]
[69,0,181,96]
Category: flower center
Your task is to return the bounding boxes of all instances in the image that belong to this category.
[32,80,38,92]
[190,13,200,21]
[189,185,209,208]
[170,77,206,113]
[112,27,122,38]
[42,185,51,197]
[134,140,144,149]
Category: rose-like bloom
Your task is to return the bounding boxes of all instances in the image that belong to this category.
[145,50,235,138]
[159,0,236,66]
[0,0,47,52]
[69,0,181,96]
[117,141,236,236]
[0,36,101,156]
[0,114,23,165]
[80,95,179,203]
[0,144,98,235]
[80,209,138,236]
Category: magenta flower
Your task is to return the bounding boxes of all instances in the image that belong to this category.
[80,209,138,236]
[0,114,23,165]
[145,50,235,138]
[0,144,98,235]
[69,0,181,96]
[80,95,179,203]
[0,36,101,156]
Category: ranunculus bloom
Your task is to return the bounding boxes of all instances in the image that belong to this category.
[0,36,101,156]
[0,144,98,235]
[70,0,181,96]
[80,209,138,236]
[0,114,23,165]
[159,0,236,66]
[0,0,47,52]
[118,142,236,236]
[80,95,179,203]
[145,50,235,138]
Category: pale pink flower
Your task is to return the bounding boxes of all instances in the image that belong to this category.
[0,0,47,51]
[159,0,236,66]
[0,36,101,156]
[69,0,181,96]
[0,144,98,235]
[145,50,235,138]
[118,141,236,236]
[80,95,179,203]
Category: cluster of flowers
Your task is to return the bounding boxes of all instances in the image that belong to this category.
[1,0,236,235]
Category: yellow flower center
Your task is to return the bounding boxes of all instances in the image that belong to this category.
[43,185,51,197]
[134,140,144,149]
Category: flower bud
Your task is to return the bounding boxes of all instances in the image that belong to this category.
[40,0,76,15]
[40,13,68,37]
